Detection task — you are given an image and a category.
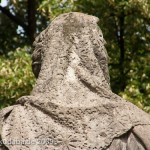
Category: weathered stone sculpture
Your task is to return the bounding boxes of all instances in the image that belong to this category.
[0,12,150,150]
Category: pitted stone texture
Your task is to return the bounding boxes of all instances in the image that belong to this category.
[0,12,150,150]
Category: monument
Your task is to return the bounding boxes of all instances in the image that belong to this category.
[0,12,150,150]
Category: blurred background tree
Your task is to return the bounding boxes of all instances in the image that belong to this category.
[0,48,35,108]
[0,0,150,112]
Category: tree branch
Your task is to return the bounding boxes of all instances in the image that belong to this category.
[0,5,28,32]
[27,0,37,44]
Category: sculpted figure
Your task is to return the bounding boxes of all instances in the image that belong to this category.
[0,12,150,150]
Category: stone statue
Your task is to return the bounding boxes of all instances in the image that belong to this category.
[0,12,150,150]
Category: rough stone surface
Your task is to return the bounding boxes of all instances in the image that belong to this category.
[0,12,150,150]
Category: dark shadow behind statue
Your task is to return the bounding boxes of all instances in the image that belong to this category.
[0,12,150,150]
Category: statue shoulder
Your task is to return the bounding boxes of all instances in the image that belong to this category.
[0,106,14,134]
[0,106,14,150]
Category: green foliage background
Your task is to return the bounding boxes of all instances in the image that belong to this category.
[0,0,149,113]
[0,48,35,109]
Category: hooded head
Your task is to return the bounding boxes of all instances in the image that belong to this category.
[32,12,110,96]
